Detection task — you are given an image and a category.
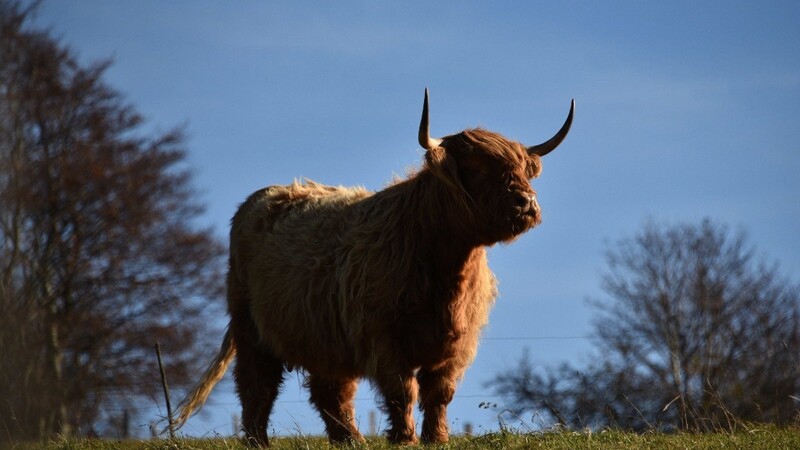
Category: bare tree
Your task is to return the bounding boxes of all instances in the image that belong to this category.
[488,218,800,431]
[0,1,225,441]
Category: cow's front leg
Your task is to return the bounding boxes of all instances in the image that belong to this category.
[375,371,418,444]
[417,366,458,444]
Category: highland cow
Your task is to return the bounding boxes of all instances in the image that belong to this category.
[175,89,574,446]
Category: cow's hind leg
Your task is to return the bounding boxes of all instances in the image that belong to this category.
[232,315,284,447]
[375,371,418,444]
[418,366,458,444]
[307,374,365,444]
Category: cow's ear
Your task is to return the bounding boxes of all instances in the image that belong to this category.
[425,146,462,190]
[527,153,543,179]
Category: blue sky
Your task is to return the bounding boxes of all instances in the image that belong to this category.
[33,0,800,438]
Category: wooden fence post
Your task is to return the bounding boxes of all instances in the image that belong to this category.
[155,342,175,439]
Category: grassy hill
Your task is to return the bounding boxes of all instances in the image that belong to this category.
[21,426,800,450]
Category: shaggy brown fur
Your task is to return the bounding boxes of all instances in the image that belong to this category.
[175,93,573,446]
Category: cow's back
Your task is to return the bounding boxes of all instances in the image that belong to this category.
[229,180,372,374]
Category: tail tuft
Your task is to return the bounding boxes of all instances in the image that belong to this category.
[174,326,236,429]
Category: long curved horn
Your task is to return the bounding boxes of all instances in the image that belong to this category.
[527,99,575,157]
[418,88,443,150]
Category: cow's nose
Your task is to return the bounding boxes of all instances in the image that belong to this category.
[513,191,537,211]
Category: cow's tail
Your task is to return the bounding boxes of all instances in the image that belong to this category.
[174,326,236,429]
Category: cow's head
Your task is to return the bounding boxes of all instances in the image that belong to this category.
[419,88,574,244]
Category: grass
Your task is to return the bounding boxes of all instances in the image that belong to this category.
[15,426,800,450]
